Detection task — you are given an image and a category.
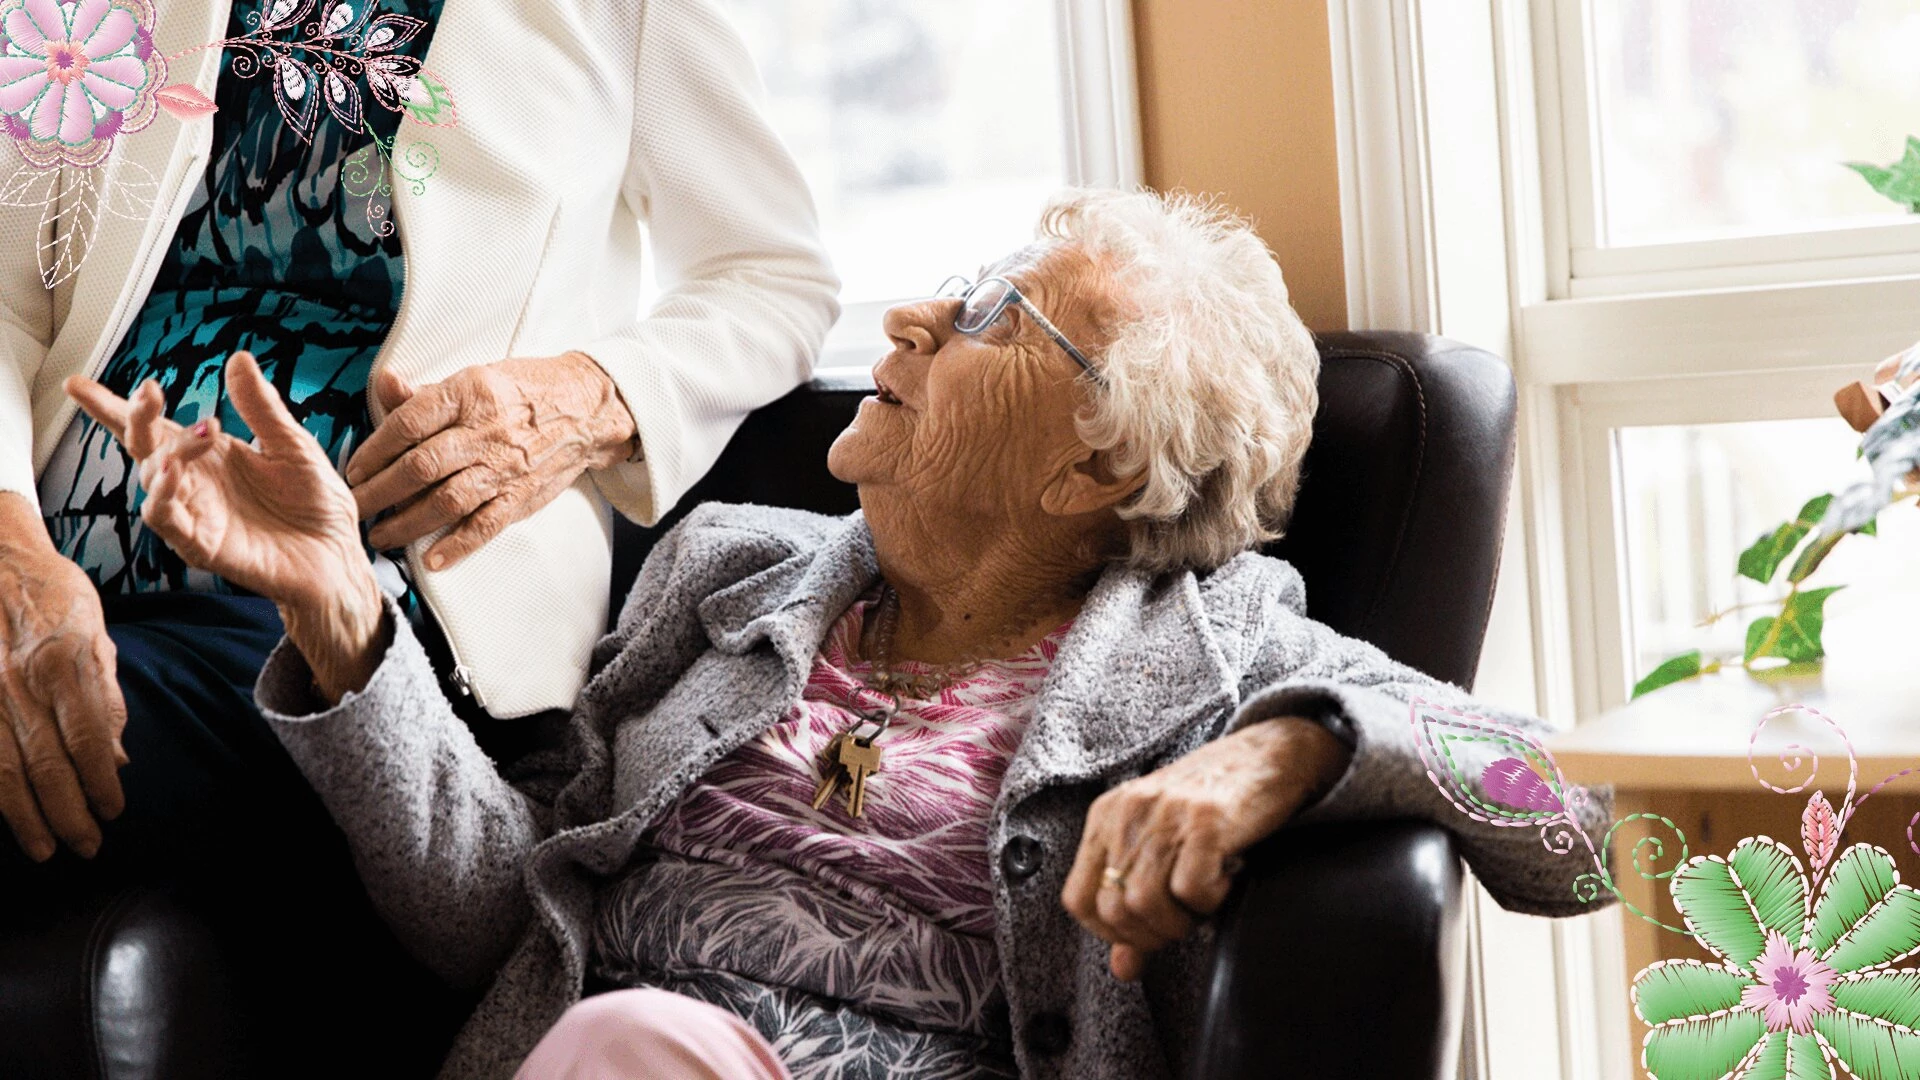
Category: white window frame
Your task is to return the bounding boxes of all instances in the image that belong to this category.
[1540,0,1920,301]
[1333,3,1920,1079]
[816,0,1143,371]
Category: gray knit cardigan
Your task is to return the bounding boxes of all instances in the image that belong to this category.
[254,504,1608,1080]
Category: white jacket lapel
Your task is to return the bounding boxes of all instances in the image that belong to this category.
[31,0,231,472]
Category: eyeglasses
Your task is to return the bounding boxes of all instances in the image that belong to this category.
[935,275,1097,377]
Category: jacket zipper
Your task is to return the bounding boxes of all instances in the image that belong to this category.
[373,200,561,709]
[363,181,487,709]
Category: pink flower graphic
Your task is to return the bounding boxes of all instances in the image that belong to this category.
[0,0,165,167]
[1739,931,1837,1035]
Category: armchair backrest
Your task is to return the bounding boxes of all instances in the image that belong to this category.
[610,331,1517,689]
[1267,331,1516,689]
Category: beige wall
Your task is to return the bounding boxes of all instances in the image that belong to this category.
[1130,0,1348,331]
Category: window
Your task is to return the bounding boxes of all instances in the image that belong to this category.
[1549,0,1920,297]
[1335,4,1920,1075]
[717,0,1141,366]
[1613,416,1920,687]
[1517,1,1920,722]
[1589,0,1920,248]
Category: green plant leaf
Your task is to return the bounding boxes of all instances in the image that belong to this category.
[1633,651,1705,699]
[1788,530,1845,583]
[1845,135,1920,213]
[1738,495,1833,584]
[1746,616,1777,663]
[1788,510,1881,583]
[1774,586,1843,662]
[1632,959,1753,1025]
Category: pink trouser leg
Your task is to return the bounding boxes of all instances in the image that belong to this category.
[514,989,793,1080]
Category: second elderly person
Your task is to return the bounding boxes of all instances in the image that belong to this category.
[73,188,1607,1079]
[0,0,834,1070]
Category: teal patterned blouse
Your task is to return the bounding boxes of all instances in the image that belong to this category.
[38,0,440,606]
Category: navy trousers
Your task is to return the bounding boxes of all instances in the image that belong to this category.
[1,592,469,1076]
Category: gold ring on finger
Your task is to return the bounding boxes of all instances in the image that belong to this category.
[1101,865,1127,890]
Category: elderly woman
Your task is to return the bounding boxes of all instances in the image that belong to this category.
[69,189,1601,1080]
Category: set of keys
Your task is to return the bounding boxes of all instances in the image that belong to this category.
[811,704,894,818]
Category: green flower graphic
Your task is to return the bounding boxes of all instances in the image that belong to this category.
[1633,837,1920,1080]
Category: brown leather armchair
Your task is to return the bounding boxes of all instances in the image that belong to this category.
[0,331,1515,1080]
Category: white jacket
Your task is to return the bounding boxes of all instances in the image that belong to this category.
[0,0,840,716]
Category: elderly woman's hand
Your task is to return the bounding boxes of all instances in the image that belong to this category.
[66,353,388,700]
[1062,716,1352,981]
[345,353,637,570]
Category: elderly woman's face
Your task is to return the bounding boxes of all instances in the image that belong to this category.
[827,244,1118,529]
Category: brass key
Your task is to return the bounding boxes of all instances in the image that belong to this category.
[838,736,883,818]
[811,733,847,810]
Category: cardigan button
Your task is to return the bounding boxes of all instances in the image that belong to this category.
[1025,1011,1072,1056]
[1001,836,1043,881]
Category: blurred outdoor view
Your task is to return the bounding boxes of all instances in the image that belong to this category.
[719,0,1070,307]
[1617,417,1920,692]
[1591,0,1920,246]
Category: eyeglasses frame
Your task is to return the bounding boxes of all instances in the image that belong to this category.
[935,275,1098,379]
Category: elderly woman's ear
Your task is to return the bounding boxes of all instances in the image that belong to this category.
[1038,445,1147,519]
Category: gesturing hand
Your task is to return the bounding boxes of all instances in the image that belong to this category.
[0,495,127,862]
[67,353,367,614]
[344,353,637,570]
[1061,716,1352,981]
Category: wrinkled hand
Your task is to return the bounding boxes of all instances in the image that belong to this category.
[68,354,388,702]
[68,353,366,613]
[1062,716,1352,981]
[345,353,637,570]
[0,498,127,861]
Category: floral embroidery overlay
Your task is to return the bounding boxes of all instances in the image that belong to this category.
[0,0,456,284]
[0,0,165,166]
[1414,699,1920,1079]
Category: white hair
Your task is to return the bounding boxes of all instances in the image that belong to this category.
[1041,187,1320,573]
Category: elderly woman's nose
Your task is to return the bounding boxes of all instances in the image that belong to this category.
[882,299,950,355]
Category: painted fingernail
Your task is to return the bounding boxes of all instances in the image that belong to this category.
[193,421,210,437]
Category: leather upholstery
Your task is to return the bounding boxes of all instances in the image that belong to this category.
[1189,822,1468,1080]
[0,888,250,1080]
[1273,332,1517,688]
[3,332,1513,1079]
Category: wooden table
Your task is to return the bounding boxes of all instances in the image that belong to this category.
[1547,662,1920,1070]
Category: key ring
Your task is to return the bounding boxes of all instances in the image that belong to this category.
[847,692,901,744]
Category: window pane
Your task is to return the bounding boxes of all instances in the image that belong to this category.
[720,0,1070,304]
[1615,417,1920,689]
[1590,0,1920,247]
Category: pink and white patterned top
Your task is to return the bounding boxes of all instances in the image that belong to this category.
[593,597,1068,1041]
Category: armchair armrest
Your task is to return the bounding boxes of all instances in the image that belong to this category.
[0,885,255,1080]
[1189,821,1467,1080]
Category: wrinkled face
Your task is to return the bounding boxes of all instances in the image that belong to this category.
[827,243,1115,531]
